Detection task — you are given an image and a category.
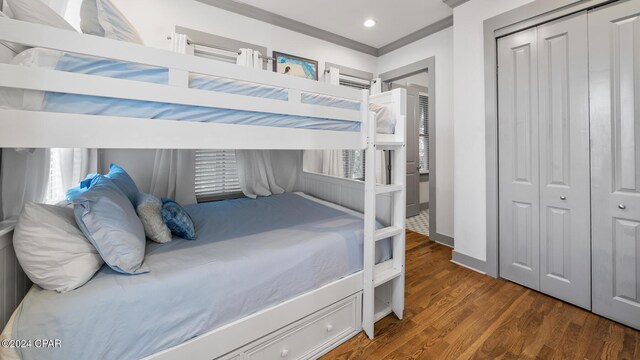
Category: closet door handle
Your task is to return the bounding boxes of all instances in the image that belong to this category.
[560,196,566,200]
[618,204,627,210]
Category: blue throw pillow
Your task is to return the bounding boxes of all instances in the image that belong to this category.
[65,164,139,205]
[66,173,99,201]
[161,198,196,240]
[74,175,149,274]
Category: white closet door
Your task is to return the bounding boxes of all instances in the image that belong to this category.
[589,0,640,330]
[537,13,591,310]
[498,28,540,291]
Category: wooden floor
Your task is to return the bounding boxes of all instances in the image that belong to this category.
[322,231,640,360]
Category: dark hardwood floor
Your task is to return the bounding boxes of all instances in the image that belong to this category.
[322,231,640,360]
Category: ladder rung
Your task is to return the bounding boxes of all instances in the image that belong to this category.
[375,141,403,149]
[374,300,393,322]
[374,226,403,242]
[374,260,402,287]
[375,184,403,194]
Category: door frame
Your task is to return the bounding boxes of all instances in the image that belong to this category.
[379,57,453,247]
[484,0,623,278]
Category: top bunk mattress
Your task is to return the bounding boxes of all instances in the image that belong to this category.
[0,48,366,132]
[1,192,392,360]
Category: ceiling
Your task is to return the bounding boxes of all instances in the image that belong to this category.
[234,0,453,48]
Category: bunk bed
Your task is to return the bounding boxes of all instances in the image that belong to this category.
[0,11,406,360]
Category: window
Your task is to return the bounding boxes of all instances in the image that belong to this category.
[339,76,370,180]
[194,150,243,202]
[342,149,365,180]
[187,32,265,202]
[419,94,429,174]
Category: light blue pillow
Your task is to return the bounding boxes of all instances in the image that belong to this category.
[161,198,196,240]
[104,163,139,205]
[65,163,138,204]
[74,175,149,274]
[65,173,99,202]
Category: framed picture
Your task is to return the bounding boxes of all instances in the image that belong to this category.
[272,51,319,80]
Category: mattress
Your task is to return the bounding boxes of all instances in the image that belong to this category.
[0,48,369,132]
[0,192,393,360]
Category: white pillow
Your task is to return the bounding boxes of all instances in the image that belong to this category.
[370,103,396,134]
[13,202,104,293]
[6,0,76,31]
[80,0,144,44]
[136,192,172,244]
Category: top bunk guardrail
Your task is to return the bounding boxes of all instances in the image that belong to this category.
[0,17,370,150]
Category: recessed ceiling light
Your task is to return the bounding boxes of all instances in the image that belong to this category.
[363,19,376,28]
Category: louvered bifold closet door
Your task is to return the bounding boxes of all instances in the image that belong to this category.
[589,0,640,330]
[537,13,591,310]
[498,28,541,291]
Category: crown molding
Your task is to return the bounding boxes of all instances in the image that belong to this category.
[377,15,453,56]
[442,0,471,8]
[196,0,453,57]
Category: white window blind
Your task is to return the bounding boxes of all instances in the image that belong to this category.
[339,76,371,90]
[339,76,370,180]
[419,94,429,174]
[194,150,243,202]
[193,45,238,64]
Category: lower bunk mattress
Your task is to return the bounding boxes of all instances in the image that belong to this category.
[0,192,392,360]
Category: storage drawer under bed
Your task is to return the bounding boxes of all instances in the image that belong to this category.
[220,293,362,360]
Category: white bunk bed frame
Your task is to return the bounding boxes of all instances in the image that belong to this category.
[0,16,406,360]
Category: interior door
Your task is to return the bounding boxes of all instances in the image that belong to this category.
[498,28,541,291]
[537,13,592,310]
[589,0,640,330]
[405,85,421,218]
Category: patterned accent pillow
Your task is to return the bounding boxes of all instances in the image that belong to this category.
[161,198,196,240]
[136,193,172,243]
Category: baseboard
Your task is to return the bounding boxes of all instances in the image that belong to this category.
[430,232,453,248]
[451,250,486,275]
[419,202,429,211]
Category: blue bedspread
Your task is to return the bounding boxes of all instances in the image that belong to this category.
[41,53,361,132]
[10,193,391,360]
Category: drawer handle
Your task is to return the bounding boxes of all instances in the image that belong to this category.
[560,196,566,200]
[326,324,334,332]
[281,349,289,358]
[619,204,627,210]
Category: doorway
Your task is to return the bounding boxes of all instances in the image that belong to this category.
[379,57,447,245]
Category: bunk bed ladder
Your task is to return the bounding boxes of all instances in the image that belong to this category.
[363,90,406,339]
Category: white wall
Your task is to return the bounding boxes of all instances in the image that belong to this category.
[452,0,534,260]
[110,0,377,75]
[377,28,454,238]
[99,150,157,193]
